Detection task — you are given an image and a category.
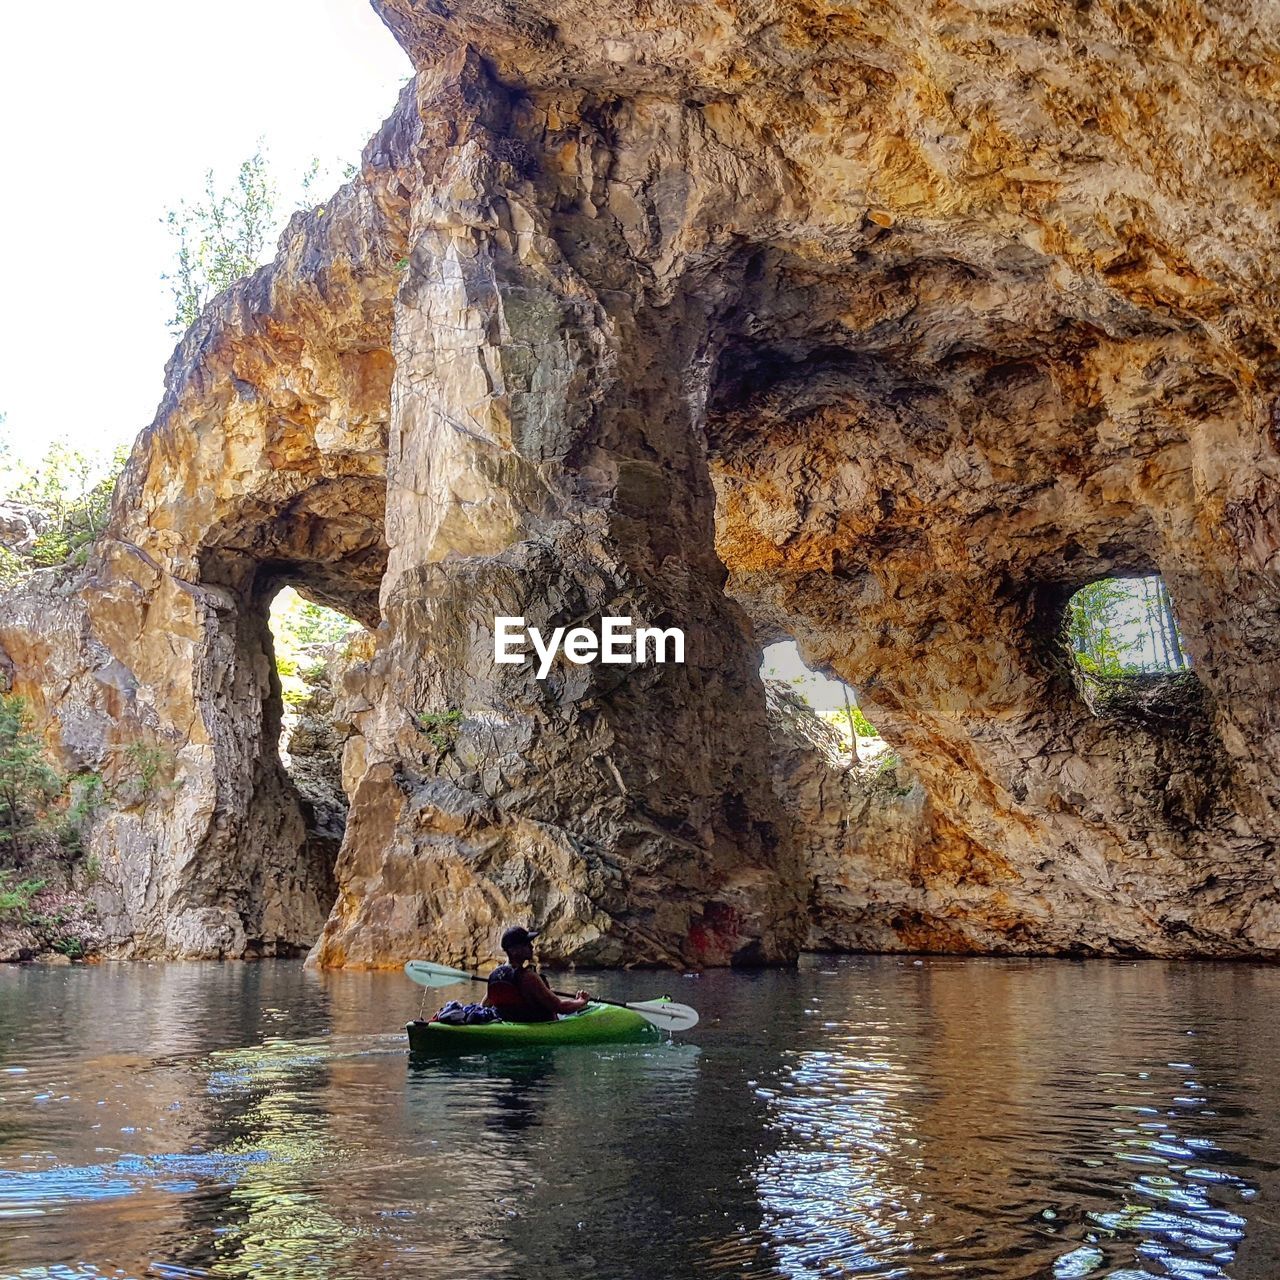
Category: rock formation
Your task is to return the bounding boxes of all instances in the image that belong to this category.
[2,0,1279,964]
[0,502,49,560]
[279,635,369,887]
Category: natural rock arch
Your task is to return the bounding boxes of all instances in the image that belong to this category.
[704,260,1270,952]
[0,109,412,956]
[3,2,1279,965]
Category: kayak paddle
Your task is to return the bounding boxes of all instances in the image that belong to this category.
[403,959,699,1032]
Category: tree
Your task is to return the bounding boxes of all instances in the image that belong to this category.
[764,656,880,760]
[1068,576,1190,676]
[163,149,278,336]
[1156,577,1188,668]
[0,426,127,575]
[1141,576,1166,668]
[1068,579,1132,674]
[840,684,861,766]
[0,695,61,863]
[269,587,359,650]
[162,149,339,338]
[267,587,360,699]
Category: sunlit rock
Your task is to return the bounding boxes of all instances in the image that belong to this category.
[2,1,1278,962]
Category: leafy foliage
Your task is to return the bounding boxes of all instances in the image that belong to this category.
[163,149,278,336]
[268,587,361,704]
[0,421,127,578]
[271,588,359,648]
[57,773,105,855]
[822,704,877,739]
[413,709,463,753]
[0,695,61,862]
[49,930,87,960]
[120,742,176,808]
[0,869,96,958]
[763,663,880,758]
[0,871,46,917]
[162,149,345,338]
[1067,576,1189,677]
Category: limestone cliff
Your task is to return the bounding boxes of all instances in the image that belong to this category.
[2,0,1278,965]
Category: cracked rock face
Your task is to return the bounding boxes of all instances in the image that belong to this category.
[2,0,1279,963]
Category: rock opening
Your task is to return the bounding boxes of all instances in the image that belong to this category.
[268,588,366,901]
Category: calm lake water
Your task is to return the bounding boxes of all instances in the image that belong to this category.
[1,957,1277,1279]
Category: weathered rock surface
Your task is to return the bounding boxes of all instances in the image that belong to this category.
[0,93,417,957]
[0,502,48,558]
[767,679,1161,956]
[2,0,1279,964]
[279,638,365,889]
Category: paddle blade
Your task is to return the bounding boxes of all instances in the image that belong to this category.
[404,960,481,988]
[624,998,699,1033]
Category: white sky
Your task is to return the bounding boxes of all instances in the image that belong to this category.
[762,640,856,714]
[0,0,412,465]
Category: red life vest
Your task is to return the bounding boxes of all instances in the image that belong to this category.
[486,963,556,1022]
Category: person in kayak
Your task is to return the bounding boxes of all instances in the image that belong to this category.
[483,926,591,1022]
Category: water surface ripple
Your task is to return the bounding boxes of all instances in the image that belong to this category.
[0,957,1277,1278]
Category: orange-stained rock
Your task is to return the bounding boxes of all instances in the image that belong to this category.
[2,0,1278,962]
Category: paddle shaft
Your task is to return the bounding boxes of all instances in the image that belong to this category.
[454,966,645,1012]
[404,958,697,1031]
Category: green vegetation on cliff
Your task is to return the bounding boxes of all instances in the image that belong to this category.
[763,661,880,765]
[0,424,127,582]
[0,694,60,861]
[164,149,281,336]
[269,588,361,703]
[163,148,352,337]
[0,149,352,587]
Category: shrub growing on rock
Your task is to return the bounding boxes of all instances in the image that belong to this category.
[0,694,61,863]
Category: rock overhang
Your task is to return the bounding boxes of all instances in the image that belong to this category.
[0,0,1276,964]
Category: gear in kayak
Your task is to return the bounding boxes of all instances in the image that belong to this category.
[408,1001,664,1056]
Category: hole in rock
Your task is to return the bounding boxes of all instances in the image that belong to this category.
[760,639,885,767]
[1063,575,1200,723]
[266,586,365,871]
[1066,575,1190,676]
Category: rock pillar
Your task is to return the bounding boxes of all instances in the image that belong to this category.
[310,55,802,969]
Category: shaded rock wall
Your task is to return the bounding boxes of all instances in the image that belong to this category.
[307,51,803,969]
[1,0,1278,963]
[279,635,371,884]
[765,680,1003,954]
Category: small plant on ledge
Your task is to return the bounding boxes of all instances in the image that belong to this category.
[118,740,178,809]
[412,709,464,755]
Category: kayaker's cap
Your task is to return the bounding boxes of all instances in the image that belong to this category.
[500,926,539,953]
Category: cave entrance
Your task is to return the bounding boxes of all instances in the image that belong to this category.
[189,464,388,956]
[1065,575,1190,677]
[1063,574,1205,726]
[760,638,883,767]
[265,585,366,884]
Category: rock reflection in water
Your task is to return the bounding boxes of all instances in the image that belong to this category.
[2,959,1280,1279]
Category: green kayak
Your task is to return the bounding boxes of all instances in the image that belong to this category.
[406,1001,662,1057]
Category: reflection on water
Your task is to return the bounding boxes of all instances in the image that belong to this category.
[1,959,1279,1278]
[751,961,1278,1280]
[755,1042,923,1276]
